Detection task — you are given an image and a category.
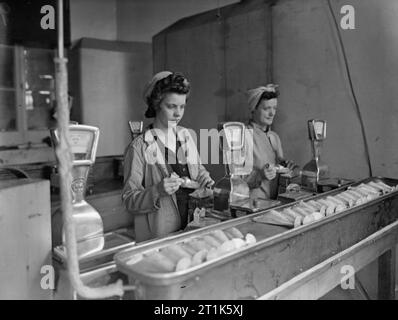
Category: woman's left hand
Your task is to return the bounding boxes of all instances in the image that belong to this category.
[197,172,215,189]
[285,160,298,171]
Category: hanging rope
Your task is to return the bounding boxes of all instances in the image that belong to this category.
[55,0,124,299]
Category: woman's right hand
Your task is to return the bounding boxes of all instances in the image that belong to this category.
[263,164,277,181]
[157,176,182,196]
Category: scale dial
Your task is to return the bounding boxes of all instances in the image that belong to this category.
[222,122,245,150]
[69,131,92,155]
[314,120,326,140]
[51,125,99,164]
[128,121,143,134]
[308,119,326,141]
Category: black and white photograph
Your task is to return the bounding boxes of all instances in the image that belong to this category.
[0,0,398,305]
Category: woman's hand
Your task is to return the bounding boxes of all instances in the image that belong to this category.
[285,160,297,171]
[197,171,215,189]
[157,176,182,196]
[263,164,277,181]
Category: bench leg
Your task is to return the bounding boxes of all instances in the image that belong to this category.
[378,247,396,300]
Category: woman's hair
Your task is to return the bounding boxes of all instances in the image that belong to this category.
[255,88,280,110]
[145,73,191,118]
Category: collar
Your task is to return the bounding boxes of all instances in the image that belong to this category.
[143,125,190,145]
[249,120,270,133]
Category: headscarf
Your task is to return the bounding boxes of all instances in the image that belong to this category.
[247,84,279,112]
[142,71,173,102]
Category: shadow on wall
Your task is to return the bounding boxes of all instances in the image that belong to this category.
[272,0,398,181]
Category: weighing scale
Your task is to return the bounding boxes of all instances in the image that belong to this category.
[213,122,280,217]
[213,122,250,212]
[278,119,353,203]
[128,121,143,140]
[301,119,329,192]
[50,124,105,258]
[50,124,136,299]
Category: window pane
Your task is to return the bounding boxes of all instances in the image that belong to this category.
[24,48,55,130]
[0,90,17,131]
[0,45,14,88]
[26,91,54,130]
[25,48,54,91]
[0,45,16,132]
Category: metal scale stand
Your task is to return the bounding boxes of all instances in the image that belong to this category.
[300,119,353,193]
[277,120,328,203]
[51,124,105,257]
[213,122,280,218]
[213,122,250,213]
[278,119,353,203]
[50,125,135,299]
[301,119,329,192]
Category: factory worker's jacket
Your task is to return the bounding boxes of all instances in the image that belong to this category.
[244,121,284,200]
[122,126,210,242]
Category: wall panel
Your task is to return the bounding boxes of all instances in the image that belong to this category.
[153,1,272,179]
[70,39,152,156]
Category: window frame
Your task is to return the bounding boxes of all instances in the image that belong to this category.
[0,45,56,148]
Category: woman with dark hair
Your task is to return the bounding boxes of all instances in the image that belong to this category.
[123,71,214,242]
[244,84,296,200]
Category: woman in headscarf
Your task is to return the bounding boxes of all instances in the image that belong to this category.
[122,71,214,242]
[244,84,296,200]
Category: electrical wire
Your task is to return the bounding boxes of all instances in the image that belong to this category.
[326,0,373,177]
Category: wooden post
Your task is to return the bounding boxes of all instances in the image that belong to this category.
[378,246,396,300]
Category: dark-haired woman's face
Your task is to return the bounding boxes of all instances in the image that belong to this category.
[253,98,278,127]
[156,93,186,128]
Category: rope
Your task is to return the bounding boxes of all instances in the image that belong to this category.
[54,56,124,299]
[54,0,125,299]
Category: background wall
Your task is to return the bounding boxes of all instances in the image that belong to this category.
[69,39,152,157]
[272,0,398,181]
[272,0,398,295]
[70,0,239,43]
[117,0,239,43]
[152,0,273,180]
[70,0,118,43]
[68,0,240,157]
[149,0,398,181]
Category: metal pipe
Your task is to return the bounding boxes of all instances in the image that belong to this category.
[57,0,63,59]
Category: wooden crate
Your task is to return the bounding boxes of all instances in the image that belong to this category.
[0,179,52,299]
